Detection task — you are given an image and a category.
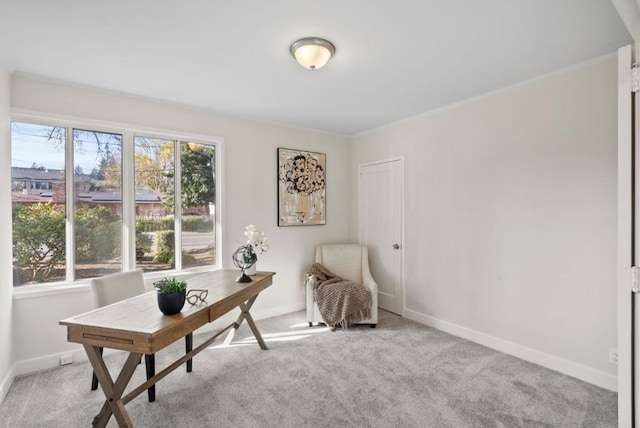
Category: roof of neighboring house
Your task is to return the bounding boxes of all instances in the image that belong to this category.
[11,190,46,203]
[11,167,64,181]
[11,167,91,182]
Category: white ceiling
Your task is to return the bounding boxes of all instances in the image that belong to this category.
[0,0,632,136]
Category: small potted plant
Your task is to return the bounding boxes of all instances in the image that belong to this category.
[153,277,187,315]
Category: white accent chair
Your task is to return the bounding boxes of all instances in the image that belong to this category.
[90,270,193,402]
[306,244,378,328]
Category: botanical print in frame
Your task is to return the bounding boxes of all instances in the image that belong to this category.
[278,148,326,226]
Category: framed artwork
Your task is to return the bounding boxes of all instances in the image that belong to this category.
[278,148,326,226]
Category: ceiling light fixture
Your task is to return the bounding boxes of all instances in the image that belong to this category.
[290,37,335,70]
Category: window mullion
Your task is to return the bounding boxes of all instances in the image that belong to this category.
[174,140,183,271]
[65,126,75,282]
[122,131,135,271]
[215,140,223,269]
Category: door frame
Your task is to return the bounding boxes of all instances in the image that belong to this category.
[618,43,635,428]
[357,156,406,316]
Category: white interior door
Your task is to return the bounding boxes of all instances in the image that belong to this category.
[618,43,637,428]
[631,44,640,428]
[358,158,403,315]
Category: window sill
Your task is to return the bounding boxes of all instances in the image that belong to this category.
[12,266,221,301]
[13,281,93,300]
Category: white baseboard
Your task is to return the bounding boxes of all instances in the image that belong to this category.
[11,301,306,379]
[402,308,618,392]
[253,301,305,321]
[13,348,90,377]
[0,365,15,405]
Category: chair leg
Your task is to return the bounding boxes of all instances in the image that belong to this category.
[185,333,193,373]
[144,354,156,402]
[90,347,104,390]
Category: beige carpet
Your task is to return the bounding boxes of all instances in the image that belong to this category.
[0,310,617,427]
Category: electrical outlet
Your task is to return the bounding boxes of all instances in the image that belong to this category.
[609,348,618,364]
[60,354,73,366]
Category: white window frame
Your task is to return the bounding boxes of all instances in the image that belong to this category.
[10,110,224,296]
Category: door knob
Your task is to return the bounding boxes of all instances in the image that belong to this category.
[392,243,400,250]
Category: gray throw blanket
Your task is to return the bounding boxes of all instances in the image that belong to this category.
[307,262,372,330]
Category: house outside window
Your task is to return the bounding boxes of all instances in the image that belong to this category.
[10,120,220,287]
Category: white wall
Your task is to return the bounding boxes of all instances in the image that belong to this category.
[0,64,13,402]
[351,56,618,389]
[9,75,351,372]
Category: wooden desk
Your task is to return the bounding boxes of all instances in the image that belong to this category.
[60,270,274,427]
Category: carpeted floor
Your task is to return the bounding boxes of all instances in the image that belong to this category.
[0,310,617,427]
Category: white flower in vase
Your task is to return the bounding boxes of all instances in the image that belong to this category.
[244,224,269,254]
[243,225,268,275]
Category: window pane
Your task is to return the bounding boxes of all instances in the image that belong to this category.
[73,129,122,279]
[134,136,175,272]
[180,142,215,268]
[11,122,66,286]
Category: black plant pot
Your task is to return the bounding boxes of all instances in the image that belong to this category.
[157,290,186,315]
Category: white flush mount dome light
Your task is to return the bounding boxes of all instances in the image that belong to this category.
[290,37,335,70]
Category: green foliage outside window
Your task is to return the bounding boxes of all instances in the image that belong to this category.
[153,230,175,264]
[74,206,121,262]
[152,230,195,266]
[136,217,174,232]
[12,202,65,282]
[136,216,212,233]
[136,231,153,259]
[164,144,215,211]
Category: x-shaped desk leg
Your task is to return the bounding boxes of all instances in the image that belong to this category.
[223,295,268,349]
[84,344,142,428]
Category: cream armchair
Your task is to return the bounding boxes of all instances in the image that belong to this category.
[306,244,378,328]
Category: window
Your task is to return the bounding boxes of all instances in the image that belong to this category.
[177,141,216,269]
[133,137,216,272]
[74,129,123,279]
[11,122,66,285]
[134,136,176,272]
[11,120,219,287]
